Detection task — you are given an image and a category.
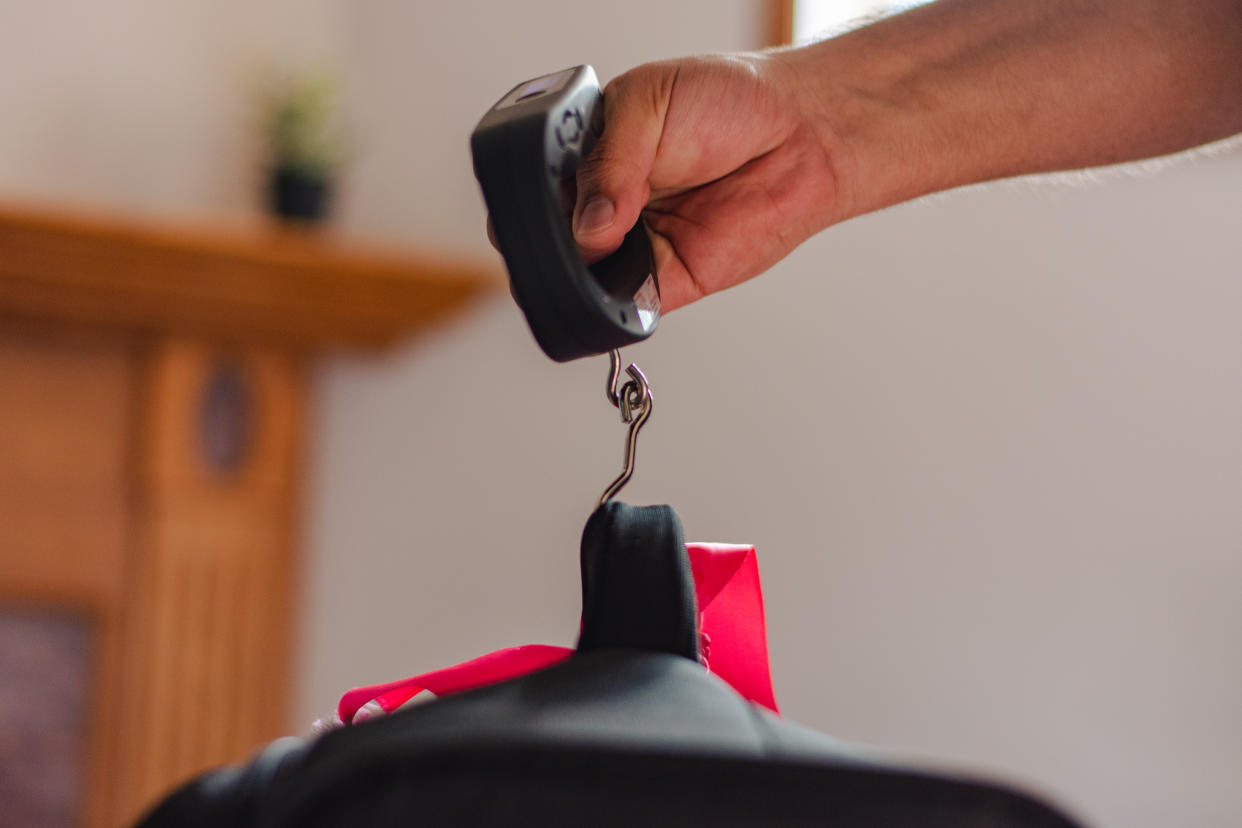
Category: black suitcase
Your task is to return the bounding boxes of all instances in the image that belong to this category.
[137,504,1083,828]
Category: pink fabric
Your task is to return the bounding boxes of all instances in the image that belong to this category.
[338,645,571,724]
[686,543,778,713]
[337,543,777,725]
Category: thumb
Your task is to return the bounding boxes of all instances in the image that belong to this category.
[573,68,669,260]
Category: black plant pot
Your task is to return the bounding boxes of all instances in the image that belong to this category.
[269,166,332,222]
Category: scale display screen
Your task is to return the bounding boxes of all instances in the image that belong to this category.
[497,69,572,109]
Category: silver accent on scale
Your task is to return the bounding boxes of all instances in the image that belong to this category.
[632,274,660,332]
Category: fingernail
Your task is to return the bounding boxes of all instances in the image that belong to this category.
[576,197,615,235]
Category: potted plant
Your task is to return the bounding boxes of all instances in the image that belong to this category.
[262,71,342,223]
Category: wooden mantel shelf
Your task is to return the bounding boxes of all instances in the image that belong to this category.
[0,202,502,348]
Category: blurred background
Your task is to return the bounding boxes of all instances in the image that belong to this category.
[1,2,1239,827]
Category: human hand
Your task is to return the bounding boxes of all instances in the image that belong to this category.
[487,1,1242,315]
[570,54,847,312]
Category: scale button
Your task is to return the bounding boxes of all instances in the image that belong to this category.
[557,108,583,148]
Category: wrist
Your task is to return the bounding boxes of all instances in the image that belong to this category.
[775,31,966,227]
[765,45,866,229]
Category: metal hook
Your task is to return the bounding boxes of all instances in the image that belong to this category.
[597,352,653,507]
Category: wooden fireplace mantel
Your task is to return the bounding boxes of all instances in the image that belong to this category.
[0,202,499,347]
[0,202,500,828]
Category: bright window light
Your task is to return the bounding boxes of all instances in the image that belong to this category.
[792,0,933,42]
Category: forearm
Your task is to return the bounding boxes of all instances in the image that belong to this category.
[781,0,1242,221]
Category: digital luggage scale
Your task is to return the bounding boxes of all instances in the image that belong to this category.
[471,65,660,363]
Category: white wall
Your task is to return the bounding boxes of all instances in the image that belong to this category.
[2,3,1240,827]
[0,0,343,214]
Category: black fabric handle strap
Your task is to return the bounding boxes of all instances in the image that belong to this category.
[577,502,699,661]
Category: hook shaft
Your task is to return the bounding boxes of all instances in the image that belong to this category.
[605,349,622,408]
